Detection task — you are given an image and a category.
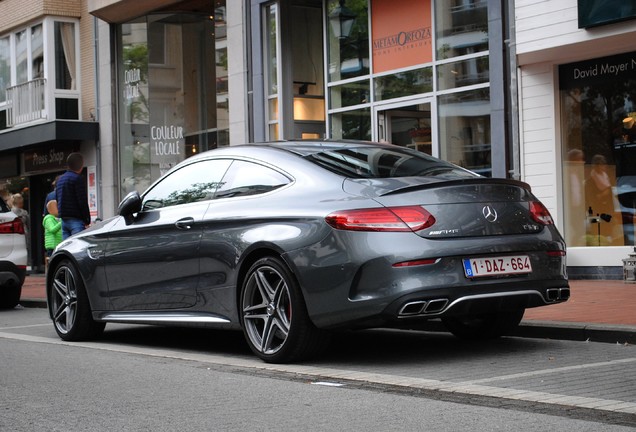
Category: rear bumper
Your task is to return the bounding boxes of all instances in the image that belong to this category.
[287,229,568,329]
[313,277,569,329]
[0,261,26,288]
[385,281,570,320]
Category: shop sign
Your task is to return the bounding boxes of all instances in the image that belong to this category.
[150,124,184,176]
[559,51,636,89]
[124,67,142,101]
[23,145,77,174]
[371,0,432,74]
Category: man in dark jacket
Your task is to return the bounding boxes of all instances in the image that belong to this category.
[56,153,91,239]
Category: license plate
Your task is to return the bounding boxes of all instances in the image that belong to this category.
[463,255,532,278]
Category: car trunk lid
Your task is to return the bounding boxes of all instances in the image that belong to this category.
[343,177,547,238]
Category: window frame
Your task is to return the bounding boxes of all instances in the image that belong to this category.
[0,17,81,125]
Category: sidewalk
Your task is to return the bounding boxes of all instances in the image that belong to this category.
[19,275,636,344]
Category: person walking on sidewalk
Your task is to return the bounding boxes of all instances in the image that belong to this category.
[56,153,91,240]
[42,199,62,260]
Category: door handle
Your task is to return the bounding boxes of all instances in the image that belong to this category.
[175,217,195,230]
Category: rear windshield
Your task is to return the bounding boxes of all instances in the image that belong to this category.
[305,146,479,179]
[0,197,9,212]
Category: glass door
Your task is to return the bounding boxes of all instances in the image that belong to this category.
[374,99,434,156]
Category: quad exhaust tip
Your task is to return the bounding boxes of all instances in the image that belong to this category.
[546,288,570,302]
[398,298,449,317]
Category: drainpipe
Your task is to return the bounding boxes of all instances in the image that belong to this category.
[506,0,521,180]
[93,15,102,220]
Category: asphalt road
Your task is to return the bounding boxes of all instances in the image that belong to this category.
[1,307,635,430]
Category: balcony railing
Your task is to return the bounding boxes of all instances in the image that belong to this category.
[6,78,47,127]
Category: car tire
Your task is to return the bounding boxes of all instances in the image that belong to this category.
[442,308,525,340]
[0,284,21,309]
[49,259,105,341]
[240,256,330,363]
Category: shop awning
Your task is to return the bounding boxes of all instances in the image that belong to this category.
[0,121,99,152]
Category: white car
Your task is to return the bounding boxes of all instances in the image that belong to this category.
[0,197,27,309]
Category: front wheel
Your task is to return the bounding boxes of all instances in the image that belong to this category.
[49,260,105,341]
[442,308,525,340]
[240,256,329,363]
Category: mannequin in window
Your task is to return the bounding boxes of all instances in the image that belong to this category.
[619,116,636,144]
[614,116,636,244]
[586,154,613,214]
[565,148,586,246]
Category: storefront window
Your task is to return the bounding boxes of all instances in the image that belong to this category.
[330,108,371,140]
[117,7,226,196]
[330,80,370,109]
[327,0,369,82]
[560,52,636,247]
[321,0,493,175]
[435,0,488,60]
[374,67,433,101]
[326,0,371,142]
[438,88,491,176]
[437,55,488,90]
[264,3,280,140]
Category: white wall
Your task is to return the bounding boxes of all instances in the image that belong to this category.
[518,62,560,223]
[515,0,636,267]
[516,0,636,65]
[227,2,249,146]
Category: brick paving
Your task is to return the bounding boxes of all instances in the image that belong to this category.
[522,279,636,326]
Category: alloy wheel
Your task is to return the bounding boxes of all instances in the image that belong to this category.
[242,265,292,355]
[51,264,78,335]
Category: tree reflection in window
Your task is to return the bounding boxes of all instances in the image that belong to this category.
[144,181,223,210]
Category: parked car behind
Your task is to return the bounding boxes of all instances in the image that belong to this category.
[46,141,569,362]
[0,196,27,309]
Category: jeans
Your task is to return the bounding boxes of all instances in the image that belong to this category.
[62,218,86,240]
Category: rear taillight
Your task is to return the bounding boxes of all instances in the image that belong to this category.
[529,201,554,225]
[0,218,25,235]
[325,206,436,232]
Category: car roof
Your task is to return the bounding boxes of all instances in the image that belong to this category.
[265,140,391,156]
[189,140,393,161]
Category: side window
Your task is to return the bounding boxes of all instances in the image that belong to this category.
[215,160,290,199]
[142,159,232,210]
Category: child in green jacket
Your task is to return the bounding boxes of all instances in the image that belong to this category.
[43,200,62,257]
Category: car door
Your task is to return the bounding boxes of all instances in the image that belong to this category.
[104,159,232,310]
[197,160,292,319]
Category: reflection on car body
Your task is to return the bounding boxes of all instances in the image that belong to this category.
[46,141,569,363]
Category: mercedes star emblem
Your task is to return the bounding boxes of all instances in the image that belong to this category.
[482,205,498,222]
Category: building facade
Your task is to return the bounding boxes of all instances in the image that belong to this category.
[516,0,636,277]
[0,0,99,271]
[88,0,514,201]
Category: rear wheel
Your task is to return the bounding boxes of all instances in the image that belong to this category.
[240,256,329,363]
[442,308,525,340]
[49,260,105,341]
[0,283,21,309]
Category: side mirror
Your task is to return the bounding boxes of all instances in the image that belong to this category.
[118,191,142,224]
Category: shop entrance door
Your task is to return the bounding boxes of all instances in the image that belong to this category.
[375,100,434,155]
